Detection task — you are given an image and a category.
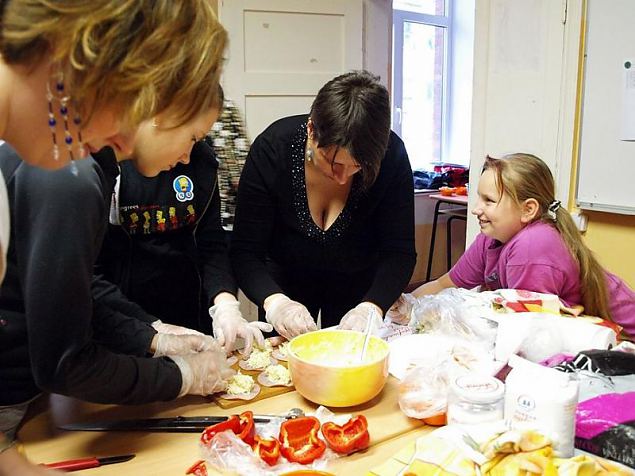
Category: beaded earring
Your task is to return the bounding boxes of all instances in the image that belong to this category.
[46,70,82,174]
[306,147,314,162]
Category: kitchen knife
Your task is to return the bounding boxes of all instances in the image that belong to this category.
[58,408,304,433]
[43,454,135,471]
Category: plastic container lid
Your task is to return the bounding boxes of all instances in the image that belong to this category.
[450,373,505,404]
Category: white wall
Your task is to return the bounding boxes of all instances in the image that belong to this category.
[467,0,582,243]
[363,0,393,86]
[447,0,476,165]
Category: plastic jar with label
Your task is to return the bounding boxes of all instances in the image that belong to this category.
[447,373,505,426]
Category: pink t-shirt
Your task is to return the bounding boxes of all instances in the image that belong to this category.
[449,221,635,339]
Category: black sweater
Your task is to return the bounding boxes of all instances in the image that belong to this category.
[231,115,416,322]
[0,144,181,406]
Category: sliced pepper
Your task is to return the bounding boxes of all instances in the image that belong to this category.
[200,411,255,446]
[185,460,208,476]
[200,415,240,445]
[321,415,370,455]
[236,410,256,445]
[251,435,281,466]
[279,416,326,465]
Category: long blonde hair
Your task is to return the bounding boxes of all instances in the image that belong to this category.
[0,0,227,127]
[483,153,611,320]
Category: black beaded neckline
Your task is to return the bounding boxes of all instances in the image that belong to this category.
[290,122,361,244]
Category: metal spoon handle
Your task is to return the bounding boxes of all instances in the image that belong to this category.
[359,309,375,362]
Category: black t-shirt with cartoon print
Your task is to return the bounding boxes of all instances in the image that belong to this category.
[95,140,236,333]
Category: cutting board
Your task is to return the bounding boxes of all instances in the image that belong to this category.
[213,358,294,409]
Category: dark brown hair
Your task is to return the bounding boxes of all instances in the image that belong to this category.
[310,70,390,189]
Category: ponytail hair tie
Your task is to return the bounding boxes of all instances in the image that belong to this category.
[547,200,561,221]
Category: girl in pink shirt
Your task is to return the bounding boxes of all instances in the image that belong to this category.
[390,153,635,339]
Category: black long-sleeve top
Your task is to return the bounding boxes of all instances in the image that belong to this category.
[0,144,181,406]
[231,115,416,318]
[94,141,236,333]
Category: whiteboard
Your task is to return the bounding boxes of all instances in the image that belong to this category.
[576,0,635,215]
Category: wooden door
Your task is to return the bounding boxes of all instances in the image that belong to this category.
[219,0,363,138]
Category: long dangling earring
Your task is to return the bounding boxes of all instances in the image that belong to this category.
[47,69,81,174]
[74,105,85,160]
[46,81,60,162]
[306,128,315,162]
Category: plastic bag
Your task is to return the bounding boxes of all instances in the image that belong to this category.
[575,392,635,469]
[398,357,452,419]
[395,289,500,421]
[408,288,498,349]
[396,335,502,421]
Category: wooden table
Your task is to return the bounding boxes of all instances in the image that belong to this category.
[425,193,468,281]
[18,377,434,474]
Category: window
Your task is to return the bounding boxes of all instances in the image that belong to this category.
[392,0,452,171]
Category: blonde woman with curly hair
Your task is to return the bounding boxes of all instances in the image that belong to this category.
[0,0,226,168]
[0,1,227,473]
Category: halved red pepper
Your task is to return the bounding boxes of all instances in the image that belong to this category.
[251,435,281,466]
[200,415,239,445]
[321,415,369,455]
[279,416,326,464]
[200,411,255,446]
[236,411,256,445]
[185,460,208,476]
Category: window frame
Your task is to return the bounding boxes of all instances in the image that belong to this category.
[392,1,454,170]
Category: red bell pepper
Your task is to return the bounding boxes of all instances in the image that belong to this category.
[185,460,208,476]
[321,415,370,455]
[251,435,281,466]
[200,415,240,445]
[236,411,256,445]
[200,411,255,446]
[279,416,326,464]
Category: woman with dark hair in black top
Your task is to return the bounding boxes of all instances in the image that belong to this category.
[231,71,416,340]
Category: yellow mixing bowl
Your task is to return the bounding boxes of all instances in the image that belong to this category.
[288,329,390,407]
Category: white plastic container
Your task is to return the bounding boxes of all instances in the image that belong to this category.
[504,355,579,457]
[447,373,505,425]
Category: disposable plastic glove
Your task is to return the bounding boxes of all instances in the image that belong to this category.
[338,302,383,333]
[152,320,204,336]
[384,293,416,325]
[153,333,221,358]
[264,294,317,340]
[209,300,273,355]
[171,349,234,397]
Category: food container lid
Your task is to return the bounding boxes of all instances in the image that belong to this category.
[450,373,504,403]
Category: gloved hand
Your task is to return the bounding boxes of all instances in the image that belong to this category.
[209,300,273,355]
[338,302,383,333]
[152,333,221,358]
[171,349,235,396]
[264,294,317,340]
[152,320,204,336]
[384,293,416,325]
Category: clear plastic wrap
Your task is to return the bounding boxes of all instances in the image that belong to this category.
[408,288,498,349]
[398,356,452,419]
[395,289,500,421]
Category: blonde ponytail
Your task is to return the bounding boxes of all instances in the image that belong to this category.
[552,207,611,319]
